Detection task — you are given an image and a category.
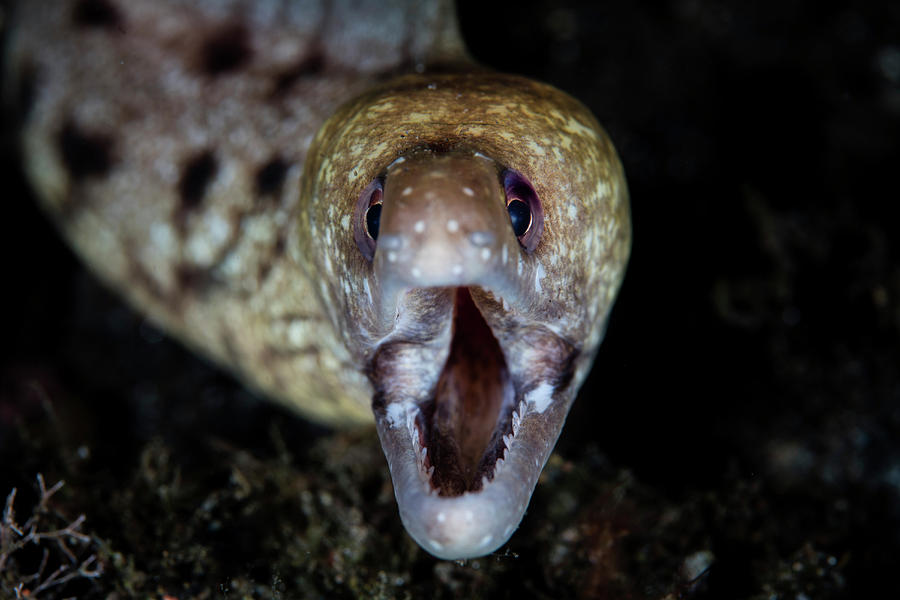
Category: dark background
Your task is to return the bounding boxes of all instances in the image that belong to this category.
[2,0,899,597]
[466,0,900,505]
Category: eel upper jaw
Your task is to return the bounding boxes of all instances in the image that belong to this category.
[366,151,578,559]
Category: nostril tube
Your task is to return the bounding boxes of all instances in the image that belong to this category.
[373,150,522,296]
[468,231,496,247]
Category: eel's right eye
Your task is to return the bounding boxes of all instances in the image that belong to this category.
[365,202,382,240]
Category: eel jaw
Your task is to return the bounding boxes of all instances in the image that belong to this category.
[371,287,577,560]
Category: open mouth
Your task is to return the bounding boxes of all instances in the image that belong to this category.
[371,282,578,559]
[419,287,516,496]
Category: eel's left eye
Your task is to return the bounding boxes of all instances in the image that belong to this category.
[502,169,544,253]
[353,177,384,261]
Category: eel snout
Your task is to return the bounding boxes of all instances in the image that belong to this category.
[367,149,577,559]
[371,150,521,322]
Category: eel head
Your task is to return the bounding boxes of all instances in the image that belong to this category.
[299,73,630,559]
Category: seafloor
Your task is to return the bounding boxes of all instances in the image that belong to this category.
[2,0,899,598]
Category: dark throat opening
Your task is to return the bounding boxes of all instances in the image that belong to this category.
[426,287,512,496]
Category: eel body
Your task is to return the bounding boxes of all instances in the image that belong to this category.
[3,0,631,559]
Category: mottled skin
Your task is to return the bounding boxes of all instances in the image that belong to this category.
[4,0,630,559]
[4,0,461,425]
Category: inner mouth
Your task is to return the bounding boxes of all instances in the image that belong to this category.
[418,287,516,496]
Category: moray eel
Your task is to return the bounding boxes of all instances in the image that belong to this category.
[3,0,630,559]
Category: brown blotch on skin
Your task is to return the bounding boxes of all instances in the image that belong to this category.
[272,233,286,257]
[272,50,326,96]
[257,234,286,283]
[200,23,252,76]
[254,157,289,198]
[176,264,216,297]
[72,0,122,29]
[58,121,114,180]
[178,150,218,210]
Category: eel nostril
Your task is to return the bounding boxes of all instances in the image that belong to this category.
[468,231,495,247]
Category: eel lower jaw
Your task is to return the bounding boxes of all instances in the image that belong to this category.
[372,286,576,560]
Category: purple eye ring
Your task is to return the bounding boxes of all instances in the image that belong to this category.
[502,168,544,253]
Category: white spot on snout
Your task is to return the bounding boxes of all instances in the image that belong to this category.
[436,512,447,523]
[387,251,398,262]
[452,264,463,276]
[411,267,422,278]
[481,248,491,261]
[414,220,425,233]
[462,186,475,197]
[385,401,412,428]
[525,381,554,413]
[402,186,413,196]
[447,219,459,233]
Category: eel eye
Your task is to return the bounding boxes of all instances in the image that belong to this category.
[507,199,531,237]
[502,169,544,253]
[353,177,384,261]
[365,202,382,240]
